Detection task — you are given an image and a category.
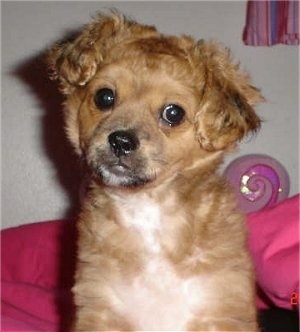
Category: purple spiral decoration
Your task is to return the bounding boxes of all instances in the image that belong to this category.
[224,154,290,213]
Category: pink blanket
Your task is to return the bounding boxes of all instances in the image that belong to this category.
[1,220,76,331]
[1,195,299,331]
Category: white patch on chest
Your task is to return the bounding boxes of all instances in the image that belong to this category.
[112,194,206,330]
[116,194,162,253]
[114,257,205,331]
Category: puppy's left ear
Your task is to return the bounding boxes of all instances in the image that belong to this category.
[193,41,264,151]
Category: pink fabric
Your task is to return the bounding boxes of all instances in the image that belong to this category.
[1,220,76,332]
[1,195,299,330]
[247,194,299,310]
[243,0,300,46]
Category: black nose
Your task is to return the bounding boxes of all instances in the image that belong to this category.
[108,130,139,157]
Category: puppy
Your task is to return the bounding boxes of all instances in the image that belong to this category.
[48,12,263,331]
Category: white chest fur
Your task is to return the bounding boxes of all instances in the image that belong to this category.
[112,194,205,331]
[117,194,162,252]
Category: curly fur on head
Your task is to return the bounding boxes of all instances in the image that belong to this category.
[47,11,263,332]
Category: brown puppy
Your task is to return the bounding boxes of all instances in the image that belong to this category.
[48,12,263,331]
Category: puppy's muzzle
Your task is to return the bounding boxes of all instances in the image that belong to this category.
[108,130,140,157]
[88,129,153,187]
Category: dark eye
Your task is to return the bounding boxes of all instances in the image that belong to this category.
[161,104,185,126]
[94,88,115,110]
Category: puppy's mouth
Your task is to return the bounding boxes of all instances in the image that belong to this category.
[107,161,131,176]
[88,130,156,188]
[97,160,152,187]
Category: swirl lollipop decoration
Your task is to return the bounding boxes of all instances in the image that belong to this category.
[224,154,290,213]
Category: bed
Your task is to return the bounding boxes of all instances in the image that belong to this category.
[1,154,299,331]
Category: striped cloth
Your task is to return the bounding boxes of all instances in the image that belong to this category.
[243,0,300,46]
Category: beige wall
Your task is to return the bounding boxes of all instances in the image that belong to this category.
[2,1,299,228]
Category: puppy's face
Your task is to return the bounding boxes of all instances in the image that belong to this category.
[48,13,263,188]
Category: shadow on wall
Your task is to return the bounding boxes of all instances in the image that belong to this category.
[13,46,82,331]
[13,51,82,219]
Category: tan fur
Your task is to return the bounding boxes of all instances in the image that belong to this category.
[47,12,263,331]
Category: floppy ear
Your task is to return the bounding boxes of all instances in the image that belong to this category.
[46,12,157,94]
[193,42,264,151]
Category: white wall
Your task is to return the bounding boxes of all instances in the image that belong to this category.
[2,1,299,229]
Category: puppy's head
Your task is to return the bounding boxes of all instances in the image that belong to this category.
[47,12,263,188]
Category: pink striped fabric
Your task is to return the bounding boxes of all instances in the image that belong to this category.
[243,0,300,46]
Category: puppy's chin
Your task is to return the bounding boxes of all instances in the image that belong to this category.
[96,164,154,188]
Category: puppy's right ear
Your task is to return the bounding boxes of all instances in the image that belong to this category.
[46,12,157,94]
